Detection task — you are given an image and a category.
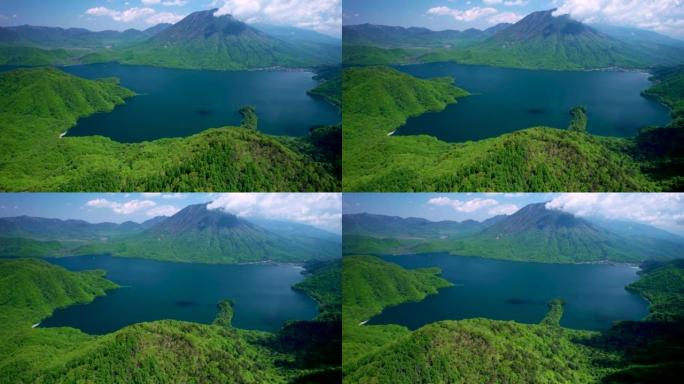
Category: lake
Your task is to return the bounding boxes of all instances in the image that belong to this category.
[395,62,670,142]
[367,253,649,331]
[40,255,318,334]
[57,63,339,142]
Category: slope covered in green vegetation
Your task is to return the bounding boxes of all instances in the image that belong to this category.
[0,258,341,383]
[342,256,452,364]
[342,10,684,70]
[342,254,684,383]
[342,204,684,264]
[0,67,340,191]
[343,65,680,191]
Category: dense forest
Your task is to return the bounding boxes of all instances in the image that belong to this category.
[342,65,684,191]
[0,258,341,383]
[0,67,341,191]
[342,255,684,383]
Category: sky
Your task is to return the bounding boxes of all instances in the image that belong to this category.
[0,0,342,37]
[343,0,684,39]
[343,193,684,236]
[0,193,342,233]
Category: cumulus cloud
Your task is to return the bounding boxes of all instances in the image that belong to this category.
[141,0,161,4]
[546,193,684,232]
[207,193,341,232]
[146,11,185,24]
[85,6,155,22]
[146,205,180,217]
[428,197,499,212]
[488,11,523,24]
[427,6,498,22]
[86,198,156,214]
[554,0,684,37]
[212,0,341,36]
[488,203,520,215]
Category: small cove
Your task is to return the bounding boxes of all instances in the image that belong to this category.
[395,62,671,142]
[40,255,318,334]
[57,63,339,142]
[367,253,649,331]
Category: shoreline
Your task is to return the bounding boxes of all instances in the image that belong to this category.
[31,322,40,328]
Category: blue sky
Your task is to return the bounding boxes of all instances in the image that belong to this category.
[0,0,342,36]
[0,193,342,233]
[343,0,684,39]
[343,193,684,235]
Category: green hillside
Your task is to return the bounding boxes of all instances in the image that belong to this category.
[341,204,683,264]
[0,258,341,383]
[341,254,684,383]
[342,10,684,70]
[0,67,340,191]
[343,65,679,191]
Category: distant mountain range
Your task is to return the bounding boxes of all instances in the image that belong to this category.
[343,9,684,69]
[343,202,684,263]
[0,9,340,70]
[0,203,340,263]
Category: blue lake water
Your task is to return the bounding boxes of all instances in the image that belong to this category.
[41,255,318,334]
[55,63,339,142]
[368,253,649,331]
[395,62,671,142]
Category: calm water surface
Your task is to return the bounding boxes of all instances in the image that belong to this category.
[368,253,649,331]
[57,63,339,142]
[41,255,318,334]
[395,62,670,142]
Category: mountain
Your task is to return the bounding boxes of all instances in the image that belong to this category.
[246,217,340,243]
[0,203,341,264]
[344,10,684,69]
[95,9,339,70]
[343,203,683,263]
[95,203,341,263]
[252,24,340,45]
[0,25,165,49]
[588,218,684,244]
[592,24,684,48]
[343,23,494,49]
[144,23,172,36]
[343,213,485,239]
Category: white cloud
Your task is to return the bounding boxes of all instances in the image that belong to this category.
[213,0,341,36]
[428,197,500,212]
[162,0,187,6]
[146,205,180,217]
[482,0,502,4]
[554,0,684,37]
[142,192,161,197]
[546,193,684,232]
[146,11,185,24]
[207,193,342,232]
[489,204,520,215]
[503,0,527,6]
[86,198,156,215]
[85,6,155,22]
[161,193,186,199]
[488,11,523,24]
[427,6,498,22]
[141,0,161,4]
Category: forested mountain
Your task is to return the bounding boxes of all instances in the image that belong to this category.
[0,203,341,264]
[0,24,167,49]
[342,203,684,263]
[0,9,339,70]
[343,213,486,239]
[343,23,510,49]
[343,9,684,69]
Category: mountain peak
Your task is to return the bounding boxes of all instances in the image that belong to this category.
[484,202,593,235]
[491,8,598,42]
[146,203,248,235]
